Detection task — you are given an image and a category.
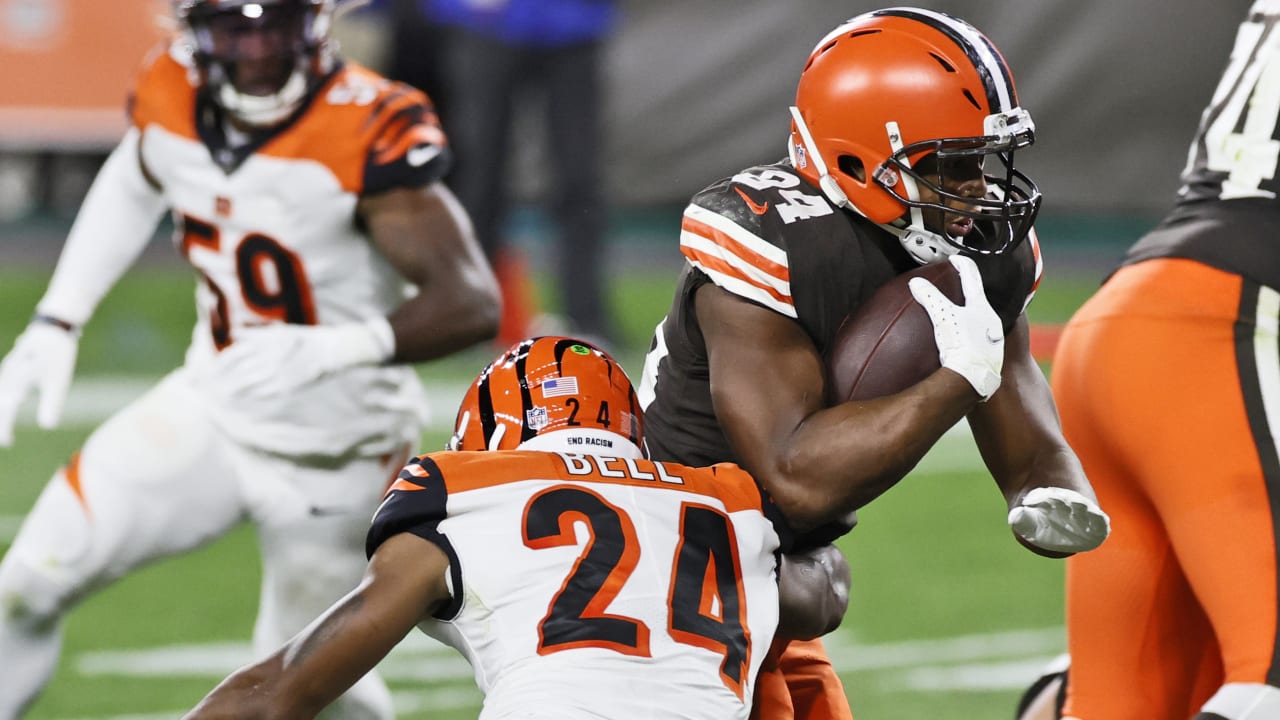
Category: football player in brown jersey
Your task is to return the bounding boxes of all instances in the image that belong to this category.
[0,1,499,717]
[638,8,1110,719]
[1046,3,1280,718]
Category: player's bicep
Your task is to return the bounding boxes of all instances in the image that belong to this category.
[695,282,826,471]
[359,183,483,286]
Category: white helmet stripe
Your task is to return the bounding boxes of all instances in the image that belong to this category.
[870,7,1017,113]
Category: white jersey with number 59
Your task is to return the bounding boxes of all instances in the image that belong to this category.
[127,42,450,458]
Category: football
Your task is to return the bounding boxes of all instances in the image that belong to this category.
[826,262,964,403]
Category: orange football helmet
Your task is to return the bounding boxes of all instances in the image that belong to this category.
[448,337,645,458]
[176,0,336,127]
[787,7,1041,264]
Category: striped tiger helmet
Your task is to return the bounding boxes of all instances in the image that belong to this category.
[448,337,645,459]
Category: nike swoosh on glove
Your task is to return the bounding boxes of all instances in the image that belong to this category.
[908,254,1005,400]
[1008,487,1111,554]
[0,320,80,446]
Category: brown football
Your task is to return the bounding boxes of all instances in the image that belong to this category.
[826,262,963,403]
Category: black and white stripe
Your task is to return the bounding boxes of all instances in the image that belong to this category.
[819,7,1019,114]
[1234,279,1280,685]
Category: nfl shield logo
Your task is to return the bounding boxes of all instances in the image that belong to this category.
[526,406,549,430]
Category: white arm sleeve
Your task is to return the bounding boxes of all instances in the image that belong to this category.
[35,127,168,326]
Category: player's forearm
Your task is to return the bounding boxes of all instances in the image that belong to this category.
[183,657,323,720]
[970,330,1096,508]
[386,268,500,362]
[361,184,500,362]
[37,128,166,327]
[768,369,978,528]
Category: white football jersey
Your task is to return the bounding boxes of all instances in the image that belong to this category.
[127,42,451,458]
[368,450,791,719]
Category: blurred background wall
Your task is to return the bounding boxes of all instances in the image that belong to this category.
[346,0,1246,216]
[0,0,1250,223]
[594,0,1248,216]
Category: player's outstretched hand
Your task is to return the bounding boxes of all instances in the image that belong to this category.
[0,321,80,446]
[907,254,1004,400]
[1008,487,1111,556]
[213,319,395,400]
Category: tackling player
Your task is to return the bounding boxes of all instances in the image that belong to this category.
[0,1,498,717]
[637,8,1112,718]
[184,336,852,720]
[1047,2,1280,717]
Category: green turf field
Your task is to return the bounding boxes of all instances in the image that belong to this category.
[0,259,1103,719]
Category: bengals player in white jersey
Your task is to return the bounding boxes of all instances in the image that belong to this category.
[0,1,498,717]
[637,8,1111,719]
[185,336,852,720]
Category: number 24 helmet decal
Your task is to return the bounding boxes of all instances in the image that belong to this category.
[449,337,645,459]
[788,7,1042,264]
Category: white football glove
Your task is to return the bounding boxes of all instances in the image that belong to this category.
[0,320,80,446]
[1008,487,1111,554]
[908,254,1004,400]
[212,318,395,400]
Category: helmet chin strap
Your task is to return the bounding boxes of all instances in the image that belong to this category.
[217,65,309,127]
[879,121,957,265]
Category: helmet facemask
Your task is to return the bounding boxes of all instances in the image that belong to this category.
[872,110,1042,264]
[179,0,333,128]
[787,8,1044,265]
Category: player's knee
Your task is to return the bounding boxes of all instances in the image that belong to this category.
[1196,683,1280,720]
[0,556,74,631]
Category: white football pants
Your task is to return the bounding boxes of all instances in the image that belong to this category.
[0,369,412,719]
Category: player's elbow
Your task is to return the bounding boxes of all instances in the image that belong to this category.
[763,469,855,534]
[454,276,502,345]
[766,483,828,533]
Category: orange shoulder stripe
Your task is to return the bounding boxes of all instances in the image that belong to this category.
[130,42,198,141]
[257,64,446,194]
[682,243,794,308]
[680,214,791,282]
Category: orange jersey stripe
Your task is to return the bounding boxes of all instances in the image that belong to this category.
[680,215,791,284]
[129,43,200,142]
[682,241,794,308]
[63,451,91,517]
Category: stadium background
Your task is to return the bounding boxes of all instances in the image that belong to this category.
[0,0,1249,717]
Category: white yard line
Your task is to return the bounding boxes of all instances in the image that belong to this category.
[5,377,472,431]
[65,625,1063,720]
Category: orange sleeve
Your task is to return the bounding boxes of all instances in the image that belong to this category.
[127,41,199,140]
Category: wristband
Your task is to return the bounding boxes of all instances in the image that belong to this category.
[32,314,80,336]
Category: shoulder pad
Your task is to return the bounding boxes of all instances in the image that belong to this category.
[679,162,836,319]
[365,454,448,560]
[128,40,198,138]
